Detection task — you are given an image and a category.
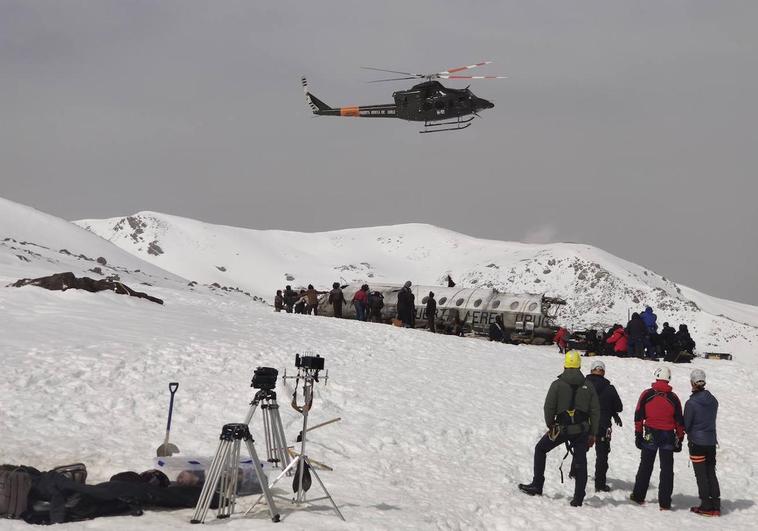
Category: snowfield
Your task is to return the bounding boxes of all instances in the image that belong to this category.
[2,288,757,530]
[2,196,757,529]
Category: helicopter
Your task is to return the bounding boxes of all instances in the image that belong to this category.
[301,61,506,133]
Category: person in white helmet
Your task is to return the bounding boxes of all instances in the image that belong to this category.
[684,368,721,517]
[630,365,685,510]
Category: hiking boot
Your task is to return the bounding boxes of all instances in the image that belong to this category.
[569,498,583,507]
[629,493,645,505]
[690,506,720,517]
[595,484,611,492]
[518,483,543,496]
[659,506,671,511]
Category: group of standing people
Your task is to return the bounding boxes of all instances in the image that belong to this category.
[604,306,696,361]
[519,352,720,516]
[555,305,698,362]
[274,284,324,315]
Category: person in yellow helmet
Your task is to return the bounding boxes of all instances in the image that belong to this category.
[519,351,601,507]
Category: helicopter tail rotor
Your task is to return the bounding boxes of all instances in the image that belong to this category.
[301,76,332,113]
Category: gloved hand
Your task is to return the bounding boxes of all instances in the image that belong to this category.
[673,437,683,453]
[635,432,643,450]
[587,435,596,449]
[614,416,623,427]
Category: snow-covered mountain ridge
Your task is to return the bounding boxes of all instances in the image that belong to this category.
[75,211,758,357]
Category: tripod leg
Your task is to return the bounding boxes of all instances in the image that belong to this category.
[191,439,232,524]
[270,406,291,470]
[305,456,345,521]
[244,438,281,522]
[262,405,274,462]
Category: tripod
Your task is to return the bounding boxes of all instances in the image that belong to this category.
[247,359,344,521]
[244,388,291,470]
[191,374,289,524]
[190,423,279,524]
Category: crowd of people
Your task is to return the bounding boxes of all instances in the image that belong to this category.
[519,352,721,516]
[273,281,470,334]
[554,306,698,363]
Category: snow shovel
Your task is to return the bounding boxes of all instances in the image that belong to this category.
[157,382,180,457]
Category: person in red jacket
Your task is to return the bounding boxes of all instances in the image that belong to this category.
[352,284,369,321]
[553,327,569,353]
[606,325,628,356]
[630,366,685,510]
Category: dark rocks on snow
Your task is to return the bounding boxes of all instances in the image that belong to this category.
[147,241,163,256]
[216,265,227,272]
[89,267,103,275]
[97,257,107,265]
[12,272,163,304]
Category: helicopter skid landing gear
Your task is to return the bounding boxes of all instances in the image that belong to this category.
[420,115,474,133]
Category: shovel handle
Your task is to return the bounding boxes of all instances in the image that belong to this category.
[166,382,179,431]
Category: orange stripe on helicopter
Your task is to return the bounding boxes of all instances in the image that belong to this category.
[339,106,360,117]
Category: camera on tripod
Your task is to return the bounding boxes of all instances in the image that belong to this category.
[251,366,278,390]
[295,354,324,371]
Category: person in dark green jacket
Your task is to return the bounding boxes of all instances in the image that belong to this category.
[519,350,601,507]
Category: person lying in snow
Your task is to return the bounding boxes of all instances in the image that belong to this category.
[5,464,213,525]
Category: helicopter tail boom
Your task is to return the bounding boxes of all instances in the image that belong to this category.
[301,76,397,118]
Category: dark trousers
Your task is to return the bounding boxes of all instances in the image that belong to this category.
[532,431,588,503]
[306,304,318,315]
[428,318,436,333]
[632,430,675,508]
[333,303,343,318]
[689,443,720,510]
[594,438,611,488]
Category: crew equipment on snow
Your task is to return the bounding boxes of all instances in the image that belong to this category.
[157,382,180,457]
[190,368,285,524]
[268,353,345,521]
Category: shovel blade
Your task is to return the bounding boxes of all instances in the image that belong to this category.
[156,443,180,457]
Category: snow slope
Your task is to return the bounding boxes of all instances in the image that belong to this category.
[2,196,757,529]
[0,197,186,290]
[76,211,758,357]
[1,280,757,530]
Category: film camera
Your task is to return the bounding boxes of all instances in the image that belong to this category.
[295,354,324,371]
[251,366,278,390]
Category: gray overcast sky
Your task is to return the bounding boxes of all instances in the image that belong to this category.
[2,1,756,303]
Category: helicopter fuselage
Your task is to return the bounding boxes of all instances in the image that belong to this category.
[302,77,495,132]
[304,80,493,122]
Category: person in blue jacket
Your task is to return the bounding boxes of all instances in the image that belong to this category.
[684,368,720,517]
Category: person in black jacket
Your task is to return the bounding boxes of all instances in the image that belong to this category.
[283,285,297,313]
[659,322,676,361]
[626,313,648,358]
[584,360,623,492]
[489,315,507,342]
[396,281,415,327]
[425,291,437,332]
[684,368,720,516]
[328,282,347,318]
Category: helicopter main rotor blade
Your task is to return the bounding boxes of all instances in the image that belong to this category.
[367,76,421,83]
[438,75,507,79]
[361,66,424,77]
[438,61,492,76]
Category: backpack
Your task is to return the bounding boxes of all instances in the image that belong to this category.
[555,382,591,433]
[0,465,33,519]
